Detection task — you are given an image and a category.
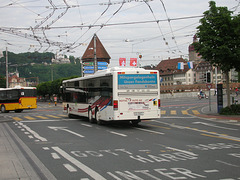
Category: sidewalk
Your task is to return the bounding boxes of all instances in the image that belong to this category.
[196,96,240,121]
[0,123,41,180]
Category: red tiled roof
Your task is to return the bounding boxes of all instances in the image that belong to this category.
[155,58,190,76]
[81,35,111,63]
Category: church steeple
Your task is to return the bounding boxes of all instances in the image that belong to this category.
[188,35,201,62]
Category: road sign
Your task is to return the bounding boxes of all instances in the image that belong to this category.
[206,83,212,90]
[84,70,94,74]
[98,66,107,70]
[97,62,108,66]
[84,62,94,66]
[84,66,94,70]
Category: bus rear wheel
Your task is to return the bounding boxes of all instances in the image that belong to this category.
[1,105,9,113]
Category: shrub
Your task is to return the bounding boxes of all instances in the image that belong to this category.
[220,104,240,115]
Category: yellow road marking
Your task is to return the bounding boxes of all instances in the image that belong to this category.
[192,110,200,115]
[24,116,36,120]
[12,117,22,121]
[170,110,177,115]
[47,115,60,118]
[161,110,166,115]
[149,124,171,130]
[182,110,188,115]
[201,134,240,142]
[35,116,48,119]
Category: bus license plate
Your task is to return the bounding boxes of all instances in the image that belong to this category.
[134,112,144,116]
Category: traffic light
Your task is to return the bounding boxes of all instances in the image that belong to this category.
[206,72,211,83]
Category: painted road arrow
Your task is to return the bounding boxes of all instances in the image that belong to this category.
[48,126,85,138]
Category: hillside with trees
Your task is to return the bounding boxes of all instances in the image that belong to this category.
[0,51,82,84]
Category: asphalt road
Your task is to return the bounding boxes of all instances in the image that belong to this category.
[1,98,240,180]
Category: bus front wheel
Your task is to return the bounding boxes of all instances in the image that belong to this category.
[88,109,94,123]
[1,105,9,113]
[95,110,102,125]
[67,107,74,118]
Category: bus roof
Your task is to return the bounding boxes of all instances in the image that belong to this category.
[0,86,36,91]
[63,67,158,83]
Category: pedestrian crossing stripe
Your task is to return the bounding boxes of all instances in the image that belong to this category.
[47,115,60,118]
[192,110,200,115]
[161,110,166,115]
[12,117,22,121]
[35,116,48,119]
[24,116,36,120]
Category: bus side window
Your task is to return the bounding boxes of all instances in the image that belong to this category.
[0,91,6,100]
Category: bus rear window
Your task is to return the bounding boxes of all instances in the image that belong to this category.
[118,74,158,89]
[20,89,37,97]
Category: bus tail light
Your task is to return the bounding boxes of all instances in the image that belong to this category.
[158,99,161,108]
[19,99,21,105]
[113,100,118,110]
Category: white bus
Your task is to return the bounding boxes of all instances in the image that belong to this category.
[62,67,161,125]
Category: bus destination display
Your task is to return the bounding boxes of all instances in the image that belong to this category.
[118,74,158,89]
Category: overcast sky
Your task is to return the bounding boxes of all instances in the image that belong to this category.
[0,0,239,67]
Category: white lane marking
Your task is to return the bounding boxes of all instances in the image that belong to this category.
[155,121,240,141]
[81,123,93,127]
[42,147,50,150]
[48,126,84,138]
[63,164,77,172]
[18,122,47,142]
[192,122,238,131]
[216,160,239,167]
[165,147,198,156]
[108,131,127,137]
[134,127,164,135]
[28,135,34,139]
[52,147,107,180]
[204,170,219,173]
[51,153,61,159]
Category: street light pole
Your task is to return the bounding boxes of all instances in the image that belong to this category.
[6,47,8,88]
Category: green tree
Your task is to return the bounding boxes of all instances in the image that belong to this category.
[0,75,6,88]
[194,1,240,107]
[37,76,78,99]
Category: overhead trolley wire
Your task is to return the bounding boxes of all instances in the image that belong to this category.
[143,0,172,52]
[159,0,181,52]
